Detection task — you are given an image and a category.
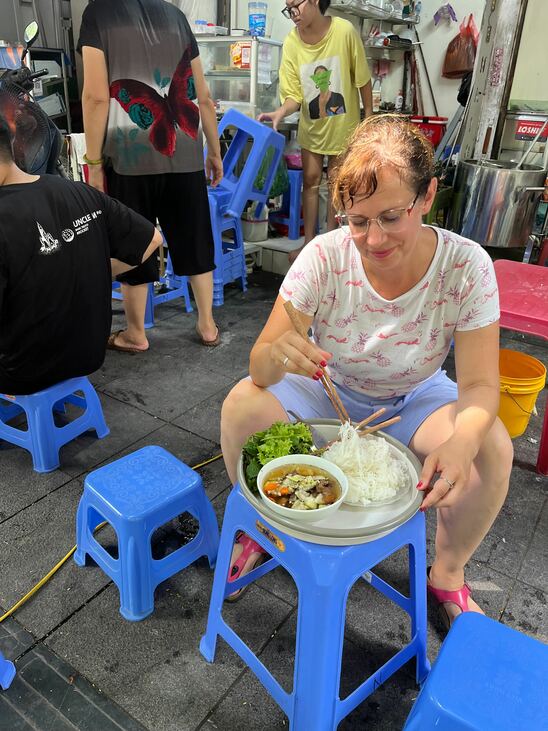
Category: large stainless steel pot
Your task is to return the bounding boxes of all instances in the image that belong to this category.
[447,159,546,248]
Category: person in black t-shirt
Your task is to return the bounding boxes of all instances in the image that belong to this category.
[0,118,162,395]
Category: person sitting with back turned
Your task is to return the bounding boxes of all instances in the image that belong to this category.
[221,115,513,623]
[0,117,162,396]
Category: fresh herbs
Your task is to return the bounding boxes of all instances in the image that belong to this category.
[242,421,314,493]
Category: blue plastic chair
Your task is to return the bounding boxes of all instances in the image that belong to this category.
[404,612,548,730]
[0,651,15,691]
[270,168,304,240]
[0,377,109,473]
[200,485,429,730]
[206,110,285,305]
[112,246,193,329]
[75,446,219,621]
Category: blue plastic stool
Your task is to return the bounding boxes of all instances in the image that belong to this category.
[0,377,109,473]
[209,193,247,307]
[206,111,284,305]
[0,651,15,691]
[112,249,193,329]
[200,485,429,730]
[270,169,304,240]
[75,446,219,621]
[404,612,548,730]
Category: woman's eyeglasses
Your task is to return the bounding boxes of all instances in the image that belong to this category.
[336,193,420,236]
[281,0,308,19]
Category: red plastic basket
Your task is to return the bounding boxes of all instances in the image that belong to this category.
[410,116,448,148]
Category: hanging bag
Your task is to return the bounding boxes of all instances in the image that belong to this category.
[442,14,479,79]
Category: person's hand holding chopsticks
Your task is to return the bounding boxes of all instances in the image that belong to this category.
[270,329,332,382]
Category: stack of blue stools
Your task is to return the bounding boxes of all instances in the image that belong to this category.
[404,612,548,730]
[270,168,304,240]
[200,484,429,730]
[75,446,219,621]
[207,110,285,306]
[0,377,109,472]
[0,651,15,691]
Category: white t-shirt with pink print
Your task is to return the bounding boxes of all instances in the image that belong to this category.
[280,226,500,399]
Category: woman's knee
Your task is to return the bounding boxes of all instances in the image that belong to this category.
[221,380,258,430]
[303,169,323,191]
[477,418,513,489]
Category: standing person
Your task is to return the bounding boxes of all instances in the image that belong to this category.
[221,116,513,622]
[78,0,223,352]
[259,0,372,263]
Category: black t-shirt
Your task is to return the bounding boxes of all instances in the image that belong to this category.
[77,0,202,176]
[0,175,155,394]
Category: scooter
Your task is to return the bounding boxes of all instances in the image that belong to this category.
[0,20,66,176]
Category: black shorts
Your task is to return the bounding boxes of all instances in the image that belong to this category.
[106,168,215,285]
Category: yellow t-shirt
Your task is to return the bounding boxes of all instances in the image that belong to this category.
[279,17,371,156]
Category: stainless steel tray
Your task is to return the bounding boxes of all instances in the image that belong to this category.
[237,419,423,546]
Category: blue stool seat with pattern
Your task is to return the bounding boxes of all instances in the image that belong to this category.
[0,651,15,691]
[75,446,219,621]
[404,612,548,730]
[270,168,304,240]
[0,377,109,473]
[200,485,429,730]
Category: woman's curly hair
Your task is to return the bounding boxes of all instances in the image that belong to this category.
[331,114,434,210]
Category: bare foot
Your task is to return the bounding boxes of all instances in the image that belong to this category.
[288,246,304,264]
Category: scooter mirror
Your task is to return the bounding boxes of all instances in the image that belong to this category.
[23,21,39,48]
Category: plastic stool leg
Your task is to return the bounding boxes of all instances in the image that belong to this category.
[288,171,302,240]
[27,402,60,473]
[196,497,220,568]
[118,527,155,621]
[200,509,239,661]
[0,652,15,691]
[408,516,429,684]
[82,382,109,439]
[291,578,346,730]
[144,283,155,329]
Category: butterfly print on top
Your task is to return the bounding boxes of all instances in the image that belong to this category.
[110,48,199,157]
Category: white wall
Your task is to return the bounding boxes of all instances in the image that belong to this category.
[510,0,548,106]
[232,0,486,119]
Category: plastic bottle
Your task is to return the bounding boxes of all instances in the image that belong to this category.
[372,78,382,113]
[249,1,267,37]
[395,89,404,112]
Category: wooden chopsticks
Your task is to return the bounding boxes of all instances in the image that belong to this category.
[359,415,401,436]
[283,301,350,423]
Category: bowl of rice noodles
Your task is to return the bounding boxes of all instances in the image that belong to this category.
[321,421,411,507]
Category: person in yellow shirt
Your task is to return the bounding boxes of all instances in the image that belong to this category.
[259,0,372,262]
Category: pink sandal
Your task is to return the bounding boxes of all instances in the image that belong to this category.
[427,568,473,630]
[226,532,268,602]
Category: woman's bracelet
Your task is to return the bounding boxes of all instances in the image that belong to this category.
[83,154,103,166]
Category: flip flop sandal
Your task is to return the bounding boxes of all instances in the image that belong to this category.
[427,567,472,631]
[226,531,269,602]
[107,330,147,354]
[196,324,221,347]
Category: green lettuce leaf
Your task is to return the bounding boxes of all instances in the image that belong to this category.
[241,421,314,493]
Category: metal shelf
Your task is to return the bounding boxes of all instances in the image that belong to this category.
[331,1,420,24]
[204,70,251,78]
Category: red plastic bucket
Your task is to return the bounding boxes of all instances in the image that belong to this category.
[410,116,448,147]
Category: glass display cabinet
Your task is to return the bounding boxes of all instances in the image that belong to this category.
[197,36,282,117]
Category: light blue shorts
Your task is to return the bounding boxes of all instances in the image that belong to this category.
[266,369,458,446]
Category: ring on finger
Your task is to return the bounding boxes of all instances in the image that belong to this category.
[282,355,289,368]
[442,477,456,489]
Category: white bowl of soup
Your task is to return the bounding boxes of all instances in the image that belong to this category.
[257,455,348,522]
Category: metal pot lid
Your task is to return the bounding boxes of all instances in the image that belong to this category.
[237,420,423,545]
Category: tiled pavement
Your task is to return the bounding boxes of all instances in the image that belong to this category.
[1,271,546,730]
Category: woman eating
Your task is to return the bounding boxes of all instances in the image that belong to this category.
[221,115,513,625]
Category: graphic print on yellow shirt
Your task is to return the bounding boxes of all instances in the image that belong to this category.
[279,17,370,156]
[305,59,346,120]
